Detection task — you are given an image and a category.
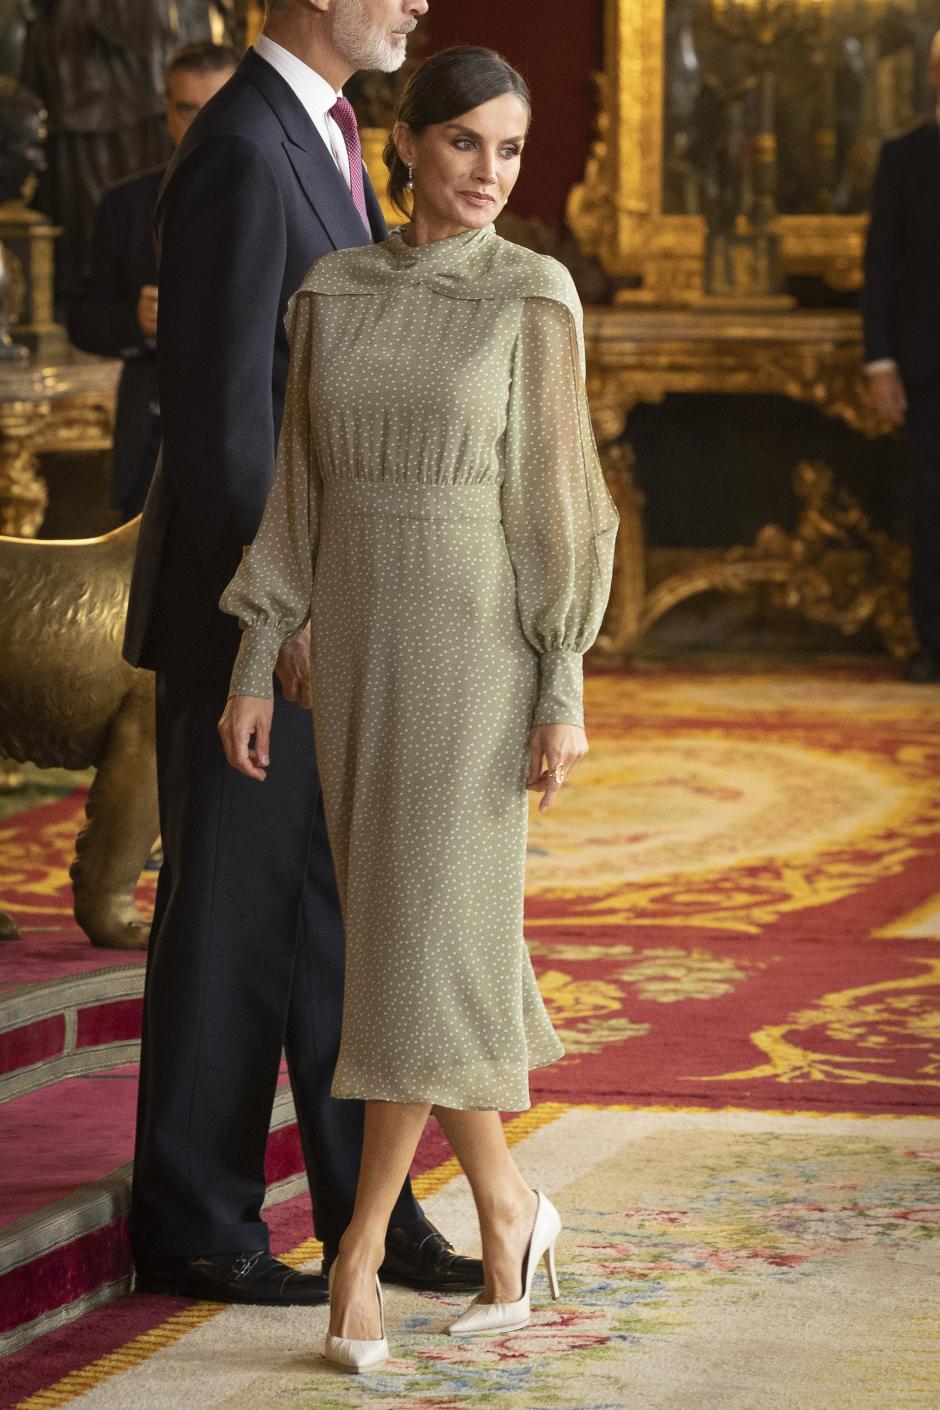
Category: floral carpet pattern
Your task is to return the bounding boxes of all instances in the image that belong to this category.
[9,1107,938,1410]
[3,667,940,1407]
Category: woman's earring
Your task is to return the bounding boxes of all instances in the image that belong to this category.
[406,164,414,191]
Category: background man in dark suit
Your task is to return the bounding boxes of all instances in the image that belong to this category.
[862,28,940,684]
[68,42,239,521]
[123,0,482,1307]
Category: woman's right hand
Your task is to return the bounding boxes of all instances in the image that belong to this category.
[218,695,274,781]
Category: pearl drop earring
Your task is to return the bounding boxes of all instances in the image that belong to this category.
[406,164,414,191]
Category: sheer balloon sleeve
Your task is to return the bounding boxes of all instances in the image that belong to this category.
[500,291,619,728]
[220,292,319,700]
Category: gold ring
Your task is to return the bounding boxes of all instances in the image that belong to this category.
[549,764,566,785]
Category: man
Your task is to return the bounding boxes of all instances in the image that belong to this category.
[862,29,940,684]
[124,0,482,1306]
[68,43,239,521]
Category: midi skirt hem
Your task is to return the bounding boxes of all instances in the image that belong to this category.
[330,1038,565,1113]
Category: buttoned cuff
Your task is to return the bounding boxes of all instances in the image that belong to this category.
[228,625,280,701]
[534,650,584,727]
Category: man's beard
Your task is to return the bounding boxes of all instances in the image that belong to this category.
[333,2,412,73]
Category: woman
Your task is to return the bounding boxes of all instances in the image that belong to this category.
[219,46,618,1369]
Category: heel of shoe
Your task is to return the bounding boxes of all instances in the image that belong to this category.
[322,1269,388,1372]
[543,1242,560,1300]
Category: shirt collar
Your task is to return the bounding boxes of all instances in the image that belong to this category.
[253,33,341,122]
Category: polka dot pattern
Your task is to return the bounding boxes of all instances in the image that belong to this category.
[221,225,618,1112]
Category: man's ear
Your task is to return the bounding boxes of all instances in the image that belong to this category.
[272,0,333,13]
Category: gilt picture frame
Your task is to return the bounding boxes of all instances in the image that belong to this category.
[567,0,933,304]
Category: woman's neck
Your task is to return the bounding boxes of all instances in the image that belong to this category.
[402,211,475,247]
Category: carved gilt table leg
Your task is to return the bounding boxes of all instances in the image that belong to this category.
[0,399,49,537]
[590,393,647,662]
[596,438,648,660]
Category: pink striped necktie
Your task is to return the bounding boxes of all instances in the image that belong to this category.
[329,95,371,235]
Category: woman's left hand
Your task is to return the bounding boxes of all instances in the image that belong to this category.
[526,724,588,812]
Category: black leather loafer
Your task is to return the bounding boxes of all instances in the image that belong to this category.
[134,1251,329,1305]
[323,1216,484,1292]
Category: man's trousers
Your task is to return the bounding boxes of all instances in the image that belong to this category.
[905,379,940,658]
[131,666,420,1257]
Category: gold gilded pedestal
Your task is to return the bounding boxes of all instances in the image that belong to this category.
[586,307,914,661]
[0,335,119,536]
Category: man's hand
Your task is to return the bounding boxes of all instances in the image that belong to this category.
[526,723,589,813]
[276,624,312,709]
[137,284,159,339]
[218,696,274,781]
[868,368,907,427]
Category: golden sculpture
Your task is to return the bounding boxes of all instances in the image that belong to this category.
[0,353,118,538]
[0,519,157,949]
[0,76,51,360]
[0,398,47,535]
[637,460,916,658]
[747,460,915,658]
[0,199,61,352]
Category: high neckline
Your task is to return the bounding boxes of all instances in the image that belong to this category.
[385,224,496,271]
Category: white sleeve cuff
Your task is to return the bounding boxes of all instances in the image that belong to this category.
[864,359,899,375]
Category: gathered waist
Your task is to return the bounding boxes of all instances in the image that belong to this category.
[321,479,503,523]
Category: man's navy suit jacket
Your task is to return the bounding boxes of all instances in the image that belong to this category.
[862,117,940,385]
[67,165,164,509]
[123,49,386,677]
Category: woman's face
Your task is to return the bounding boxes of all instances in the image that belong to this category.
[398,92,529,234]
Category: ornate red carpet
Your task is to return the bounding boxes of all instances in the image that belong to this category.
[5,667,939,1114]
[1,666,938,1407]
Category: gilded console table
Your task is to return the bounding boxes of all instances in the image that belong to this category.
[0,337,119,538]
[585,306,913,662]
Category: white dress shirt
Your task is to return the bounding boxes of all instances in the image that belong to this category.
[253,33,352,190]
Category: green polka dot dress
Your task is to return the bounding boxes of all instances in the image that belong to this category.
[221,225,618,1112]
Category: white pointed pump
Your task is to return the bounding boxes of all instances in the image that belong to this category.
[448,1190,561,1337]
[323,1265,389,1373]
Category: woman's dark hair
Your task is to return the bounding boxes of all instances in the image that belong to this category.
[384,47,531,219]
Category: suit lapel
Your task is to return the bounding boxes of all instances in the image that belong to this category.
[281,138,375,250]
[239,49,374,251]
